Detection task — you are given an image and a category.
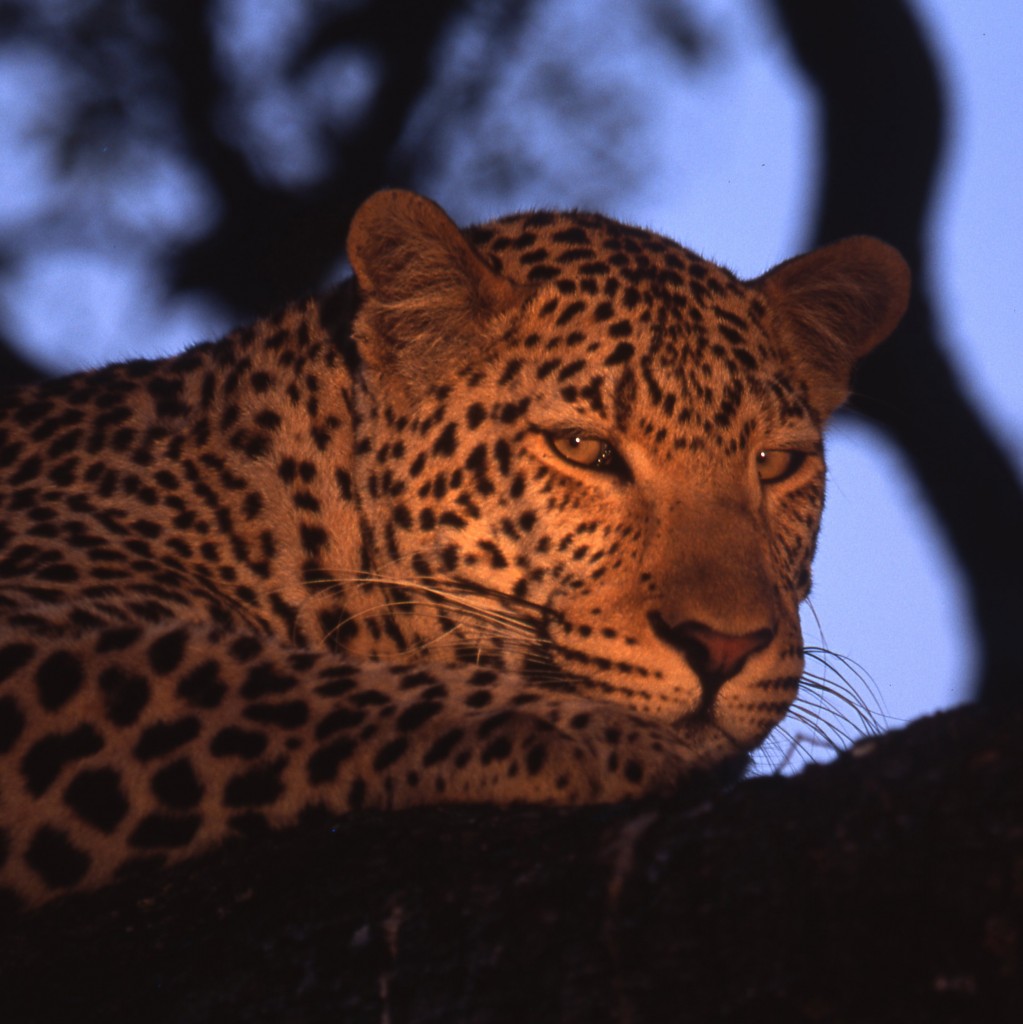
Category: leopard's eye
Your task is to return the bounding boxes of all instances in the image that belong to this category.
[756,449,807,484]
[549,433,616,470]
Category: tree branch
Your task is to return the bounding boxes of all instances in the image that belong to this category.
[771,0,1023,704]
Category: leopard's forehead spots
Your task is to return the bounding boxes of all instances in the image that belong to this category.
[468,210,730,299]
[465,212,806,457]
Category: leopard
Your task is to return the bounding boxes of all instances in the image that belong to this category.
[0,189,909,910]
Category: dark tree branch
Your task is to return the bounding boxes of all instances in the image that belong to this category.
[771,0,1023,705]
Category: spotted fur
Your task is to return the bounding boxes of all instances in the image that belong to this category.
[0,190,909,908]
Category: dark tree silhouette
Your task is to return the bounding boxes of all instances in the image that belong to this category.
[771,0,1023,705]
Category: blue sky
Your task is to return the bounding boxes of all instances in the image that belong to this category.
[0,0,1018,768]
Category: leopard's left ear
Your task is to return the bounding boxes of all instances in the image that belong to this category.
[346,190,525,382]
[754,237,910,415]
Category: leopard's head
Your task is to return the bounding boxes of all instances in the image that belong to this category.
[344,190,909,766]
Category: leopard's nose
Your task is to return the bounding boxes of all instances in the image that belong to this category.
[648,612,775,695]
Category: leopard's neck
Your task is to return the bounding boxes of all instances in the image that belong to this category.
[16,286,386,649]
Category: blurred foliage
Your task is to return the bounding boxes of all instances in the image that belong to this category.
[0,0,685,319]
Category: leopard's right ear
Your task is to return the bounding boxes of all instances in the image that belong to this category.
[346,190,524,380]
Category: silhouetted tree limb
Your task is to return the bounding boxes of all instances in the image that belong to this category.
[772,0,1023,705]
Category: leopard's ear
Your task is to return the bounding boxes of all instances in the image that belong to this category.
[346,190,524,381]
[754,237,910,415]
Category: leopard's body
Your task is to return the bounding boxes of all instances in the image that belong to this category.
[0,191,908,909]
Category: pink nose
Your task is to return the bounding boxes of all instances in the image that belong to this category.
[678,622,774,679]
[648,613,775,690]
